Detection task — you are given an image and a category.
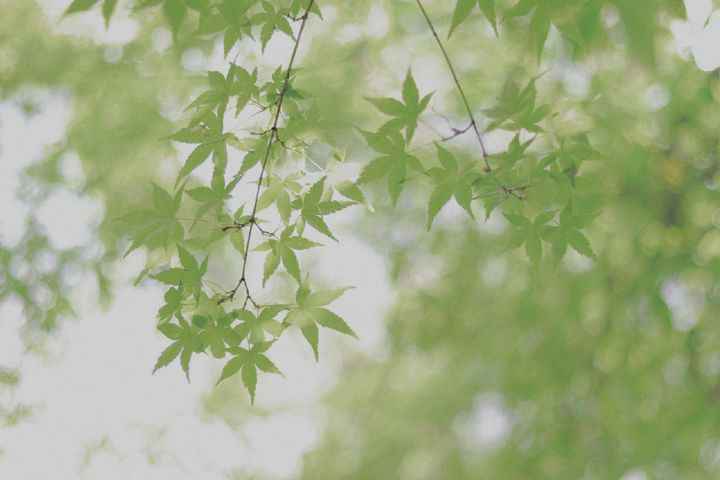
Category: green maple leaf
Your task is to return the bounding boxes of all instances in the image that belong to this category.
[252,2,294,51]
[505,211,556,265]
[485,76,550,133]
[365,70,433,144]
[117,184,184,257]
[284,283,356,361]
[357,130,424,205]
[171,112,235,187]
[294,177,345,241]
[256,173,303,224]
[256,226,323,285]
[228,64,259,113]
[217,341,282,403]
[540,204,596,261]
[449,0,497,38]
[233,306,286,344]
[426,144,481,229]
[152,245,208,300]
[153,317,206,381]
[63,0,100,15]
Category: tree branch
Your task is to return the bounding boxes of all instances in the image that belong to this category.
[221,0,317,307]
[414,0,492,173]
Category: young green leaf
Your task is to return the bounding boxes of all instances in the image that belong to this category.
[366,70,432,144]
[152,342,183,373]
[336,181,366,204]
[241,363,258,403]
[280,245,301,283]
[101,0,118,26]
[313,308,357,338]
[163,0,187,38]
[449,0,476,38]
[218,355,246,385]
[64,0,100,15]
[427,183,455,230]
[303,287,352,308]
[263,251,280,286]
[301,323,320,361]
[177,144,214,186]
[255,354,282,375]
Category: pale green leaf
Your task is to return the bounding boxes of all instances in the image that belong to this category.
[164,0,187,37]
[102,0,118,26]
[255,354,282,375]
[365,97,406,117]
[313,308,357,338]
[526,232,542,264]
[153,342,182,373]
[449,0,476,38]
[567,230,595,258]
[427,183,455,230]
[301,323,320,361]
[336,181,366,204]
[285,237,322,250]
[218,355,245,385]
[64,0,100,15]
[242,363,257,403]
[402,69,420,107]
[305,215,337,241]
[280,245,301,283]
[303,287,352,308]
[177,143,214,185]
[263,251,280,285]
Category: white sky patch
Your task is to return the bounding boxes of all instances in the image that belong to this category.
[152,28,173,54]
[482,258,508,288]
[621,469,648,480]
[0,277,337,480]
[0,90,73,246]
[36,0,139,45]
[0,298,25,367]
[1,285,243,480]
[36,189,104,250]
[661,278,705,332]
[181,48,208,73]
[453,393,513,452]
[671,0,720,71]
[60,151,86,187]
[367,5,390,38]
[644,83,671,111]
[563,248,594,273]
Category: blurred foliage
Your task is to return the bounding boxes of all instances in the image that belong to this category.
[297,2,720,479]
[1,0,720,477]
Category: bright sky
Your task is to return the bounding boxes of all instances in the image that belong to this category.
[1,0,719,478]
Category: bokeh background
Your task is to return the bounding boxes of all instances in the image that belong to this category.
[2,0,720,478]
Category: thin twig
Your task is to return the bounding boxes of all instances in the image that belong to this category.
[415,0,492,172]
[221,0,317,306]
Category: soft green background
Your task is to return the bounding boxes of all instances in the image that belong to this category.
[2,0,720,478]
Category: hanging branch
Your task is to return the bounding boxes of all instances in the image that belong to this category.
[414,0,492,173]
[221,0,317,307]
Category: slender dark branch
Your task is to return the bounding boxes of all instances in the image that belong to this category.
[440,122,473,142]
[414,0,492,172]
[472,184,530,201]
[221,0,317,305]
